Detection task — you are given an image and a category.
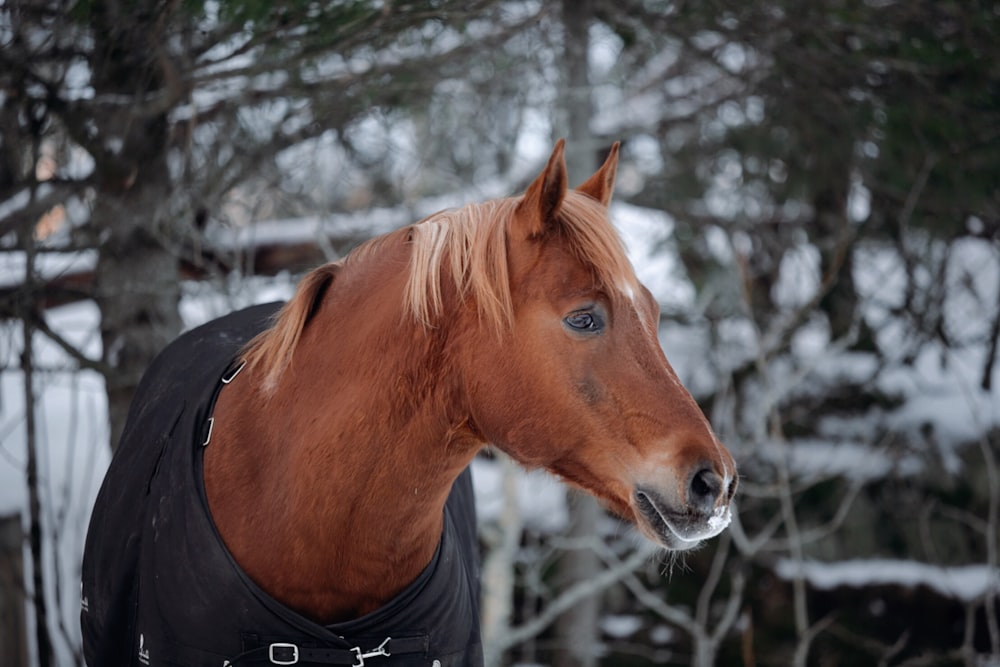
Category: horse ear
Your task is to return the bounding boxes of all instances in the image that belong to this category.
[514,139,568,238]
[575,142,620,207]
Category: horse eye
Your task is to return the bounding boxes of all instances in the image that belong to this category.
[565,311,603,332]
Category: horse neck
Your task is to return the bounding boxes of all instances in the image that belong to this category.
[205,255,482,623]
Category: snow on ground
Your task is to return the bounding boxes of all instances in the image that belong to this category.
[0,301,107,516]
[0,300,109,665]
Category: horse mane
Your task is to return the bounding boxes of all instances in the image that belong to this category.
[404,191,638,331]
[241,190,638,390]
[240,263,339,392]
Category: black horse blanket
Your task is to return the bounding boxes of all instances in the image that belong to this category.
[82,302,483,666]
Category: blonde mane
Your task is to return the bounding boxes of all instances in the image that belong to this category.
[405,191,639,331]
[242,190,639,390]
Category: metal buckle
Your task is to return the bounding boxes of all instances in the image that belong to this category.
[268,643,299,665]
[351,637,391,667]
[222,360,246,384]
[201,417,214,447]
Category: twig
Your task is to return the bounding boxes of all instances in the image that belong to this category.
[791,613,836,667]
[30,314,107,374]
[497,543,657,652]
[981,264,1000,391]
[757,479,865,552]
[696,530,731,629]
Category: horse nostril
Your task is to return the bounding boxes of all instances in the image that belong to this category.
[688,468,723,513]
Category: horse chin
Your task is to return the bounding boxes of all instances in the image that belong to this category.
[633,488,732,552]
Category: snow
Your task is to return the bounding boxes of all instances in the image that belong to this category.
[773,243,821,310]
[0,301,107,514]
[205,211,406,251]
[180,274,298,328]
[757,438,899,482]
[612,202,694,310]
[601,614,643,638]
[707,505,732,532]
[0,250,97,289]
[472,458,568,534]
[650,624,676,645]
[774,558,1000,603]
[879,344,1000,452]
[0,301,110,666]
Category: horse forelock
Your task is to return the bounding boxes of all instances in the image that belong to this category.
[405,199,514,332]
[406,192,639,332]
[555,193,640,302]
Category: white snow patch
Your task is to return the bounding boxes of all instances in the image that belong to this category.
[775,558,1000,602]
[472,458,568,534]
[0,301,110,665]
[808,350,881,388]
[611,202,694,309]
[601,614,643,638]
[879,344,1000,453]
[761,439,898,482]
[773,243,820,309]
[650,624,676,645]
[0,250,98,288]
[179,274,298,330]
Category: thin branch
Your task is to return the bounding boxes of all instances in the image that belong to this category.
[711,569,746,645]
[617,569,700,635]
[792,614,837,667]
[756,480,866,553]
[696,530,732,628]
[981,263,1000,391]
[728,505,785,557]
[497,543,657,652]
[30,314,107,374]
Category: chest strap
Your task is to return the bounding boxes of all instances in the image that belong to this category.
[227,636,428,666]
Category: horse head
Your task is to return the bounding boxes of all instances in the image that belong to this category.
[453,140,737,550]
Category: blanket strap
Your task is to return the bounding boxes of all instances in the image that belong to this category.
[226,635,428,666]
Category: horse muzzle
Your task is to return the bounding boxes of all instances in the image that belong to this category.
[633,466,737,551]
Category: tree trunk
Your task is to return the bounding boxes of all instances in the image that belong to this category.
[813,186,857,341]
[94,184,182,450]
[481,455,524,667]
[553,3,603,665]
[88,4,185,451]
[0,514,28,667]
[553,492,603,667]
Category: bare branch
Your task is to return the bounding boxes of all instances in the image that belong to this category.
[496,543,658,652]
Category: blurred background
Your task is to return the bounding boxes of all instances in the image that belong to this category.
[1,1,998,665]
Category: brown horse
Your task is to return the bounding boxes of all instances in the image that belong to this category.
[207,138,735,613]
[81,140,735,667]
